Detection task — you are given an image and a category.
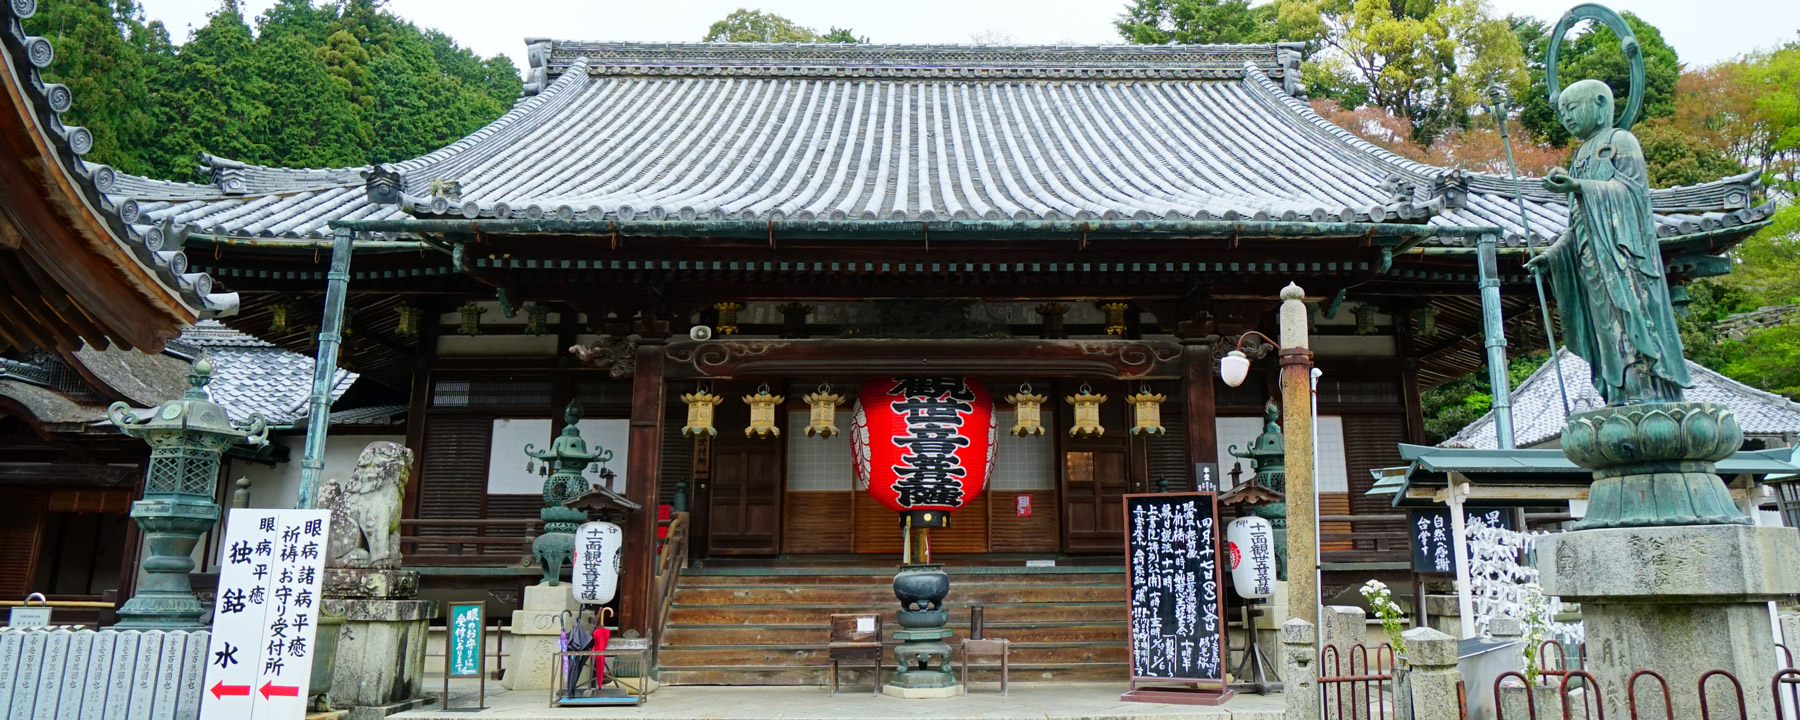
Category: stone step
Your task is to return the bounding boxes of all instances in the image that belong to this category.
[656,642,1130,667]
[666,603,1126,626]
[655,662,1130,686]
[672,584,1124,606]
[661,623,1127,646]
[679,572,1126,586]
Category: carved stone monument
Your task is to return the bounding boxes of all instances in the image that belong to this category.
[1528,8,1800,720]
[318,441,437,719]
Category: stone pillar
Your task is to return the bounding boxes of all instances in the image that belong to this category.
[322,569,436,719]
[1541,524,1800,720]
[1321,605,1368,663]
[502,583,579,691]
[1278,283,1318,626]
[1282,619,1319,720]
[1320,607,1371,720]
[1423,594,1461,638]
[1401,627,1462,720]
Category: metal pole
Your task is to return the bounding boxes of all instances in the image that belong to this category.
[1476,233,1516,449]
[1277,282,1318,627]
[297,227,354,509]
[1487,90,1573,415]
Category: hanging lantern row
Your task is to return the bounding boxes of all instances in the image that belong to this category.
[1006,385,1048,437]
[803,385,844,438]
[1099,302,1131,336]
[1066,384,1108,438]
[1354,304,1379,336]
[1128,387,1166,435]
[524,303,552,336]
[458,303,487,336]
[743,385,784,438]
[715,302,743,335]
[268,300,292,334]
[681,388,722,437]
[395,304,421,337]
[1412,305,1439,337]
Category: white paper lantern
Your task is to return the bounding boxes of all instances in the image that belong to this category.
[572,521,624,604]
[1226,516,1276,600]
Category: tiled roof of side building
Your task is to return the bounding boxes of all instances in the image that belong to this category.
[169,321,356,426]
[92,42,1771,247]
[1442,348,1800,450]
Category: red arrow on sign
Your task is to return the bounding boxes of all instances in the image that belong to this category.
[259,681,301,699]
[210,681,250,698]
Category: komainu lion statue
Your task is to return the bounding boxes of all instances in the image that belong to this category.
[319,441,414,569]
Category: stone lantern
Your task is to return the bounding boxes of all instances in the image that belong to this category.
[108,356,268,629]
[1226,399,1289,578]
[524,400,612,586]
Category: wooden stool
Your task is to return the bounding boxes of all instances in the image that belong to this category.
[960,638,1010,695]
[827,613,883,695]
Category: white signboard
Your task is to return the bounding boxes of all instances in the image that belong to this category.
[1226,516,1276,600]
[200,509,331,720]
[571,521,623,605]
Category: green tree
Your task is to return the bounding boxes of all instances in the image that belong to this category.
[1518,11,1680,146]
[24,0,160,175]
[704,9,824,42]
[154,1,269,177]
[818,27,865,43]
[250,34,367,167]
[1634,118,1746,188]
[1421,350,1549,444]
[1115,0,1278,45]
[1273,0,1528,143]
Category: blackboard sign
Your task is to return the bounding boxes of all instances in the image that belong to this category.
[1408,508,1518,574]
[1123,492,1225,685]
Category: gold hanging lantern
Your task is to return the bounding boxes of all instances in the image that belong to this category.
[1006,384,1048,437]
[268,300,292,334]
[1099,302,1130,336]
[395,304,420,337]
[1412,305,1439,337]
[743,384,784,439]
[682,387,723,437]
[715,302,743,335]
[457,303,487,336]
[803,385,844,438]
[1354,304,1379,335]
[1128,386,1167,435]
[524,303,551,336]
[1066,384,1107,438]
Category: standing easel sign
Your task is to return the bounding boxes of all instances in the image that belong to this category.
[199,509,331,720]
[444,601,486,710]
[1120,492,1235,705]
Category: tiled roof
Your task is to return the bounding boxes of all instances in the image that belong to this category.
[87,42,1771,246]
[1,0,236,317]
[328,403,407,426]
[170,321,356,425]
[1442,348,1800,449]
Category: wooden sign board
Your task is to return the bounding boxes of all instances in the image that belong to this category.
[198,509,331,720]
[1121,492,1234,705]
[443,601,486,710]
[1409,507,1518,574]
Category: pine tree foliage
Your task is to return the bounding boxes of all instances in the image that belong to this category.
[23,0,522,180]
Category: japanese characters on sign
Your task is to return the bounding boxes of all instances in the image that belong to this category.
[200,509,330,720]
[1408,508,1516,574]
[447,603,485,678]
[571,521,623,605]
[852,377,996,514]
[1124,493,1223,683]
[1194,463,1220,492]
[1225,516,1276,601]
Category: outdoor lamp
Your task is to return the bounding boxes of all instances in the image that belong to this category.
[743,384,784,438]
[1127,386,1166,435]
[1066,384,1108,438]
[1006,384,1048,437]
[1221,331,1278,388]
[682,386,722,437]
[804,384,844,438]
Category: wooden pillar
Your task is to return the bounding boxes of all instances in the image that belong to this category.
[620,339,666,637]
[1395,305,1427,445]
[1182,342,1219,490]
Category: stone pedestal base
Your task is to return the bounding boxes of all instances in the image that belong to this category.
[502,583,579,691]
[882,683,965,698]
[324,568,419,599]
[1541,524,1800,720]
[322,595,436,719]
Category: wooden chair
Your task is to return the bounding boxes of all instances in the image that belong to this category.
[962,605,1010,695]
[827,613,883,695]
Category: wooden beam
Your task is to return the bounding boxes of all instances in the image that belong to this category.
[661,338,1186,379]
[1183,342,1218,491]
[619,340,667,637]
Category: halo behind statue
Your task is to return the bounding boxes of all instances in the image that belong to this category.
[1545,3,1645,131]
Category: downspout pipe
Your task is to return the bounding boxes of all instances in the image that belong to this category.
[296,226,354,509]
[1476,232,1516,449]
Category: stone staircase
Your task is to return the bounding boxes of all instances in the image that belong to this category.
[656,567,1129,686]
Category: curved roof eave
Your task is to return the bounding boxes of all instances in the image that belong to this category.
[1,0,236,353]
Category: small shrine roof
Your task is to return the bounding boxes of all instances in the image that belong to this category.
[167,321,357,426]
[1442,348,1800,450]
[75,41,1770,247]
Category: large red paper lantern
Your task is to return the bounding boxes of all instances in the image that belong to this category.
[852,378,996,523]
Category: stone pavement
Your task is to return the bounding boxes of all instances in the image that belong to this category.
[396,679,1284,720]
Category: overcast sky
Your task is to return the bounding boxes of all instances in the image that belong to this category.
[137,0,1798,72]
